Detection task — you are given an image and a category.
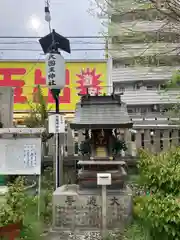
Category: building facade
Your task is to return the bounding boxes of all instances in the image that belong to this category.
[108,0,180,152]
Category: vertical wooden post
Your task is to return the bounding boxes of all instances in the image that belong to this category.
[102,185,107,238]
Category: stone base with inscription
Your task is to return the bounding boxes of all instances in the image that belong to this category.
[52,184,132,232]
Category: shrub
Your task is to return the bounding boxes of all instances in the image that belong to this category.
[0,177,43,240]
[138,148,180,195]
[0,177,26,226]
[135,147,180,239]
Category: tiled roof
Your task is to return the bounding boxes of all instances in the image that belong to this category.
[70,95,132,129]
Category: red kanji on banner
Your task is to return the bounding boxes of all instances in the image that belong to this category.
[33,68,70,104]
[0,68,27,103]
[76,68,102,95]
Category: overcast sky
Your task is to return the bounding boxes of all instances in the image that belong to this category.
[0,0,105,60]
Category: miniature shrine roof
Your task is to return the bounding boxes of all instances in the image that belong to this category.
[70,94,133,129]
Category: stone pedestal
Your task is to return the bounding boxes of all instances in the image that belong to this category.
[53,184,132,231]
[77,160,127,190]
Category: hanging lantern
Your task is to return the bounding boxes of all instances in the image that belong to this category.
[45,52,65,89]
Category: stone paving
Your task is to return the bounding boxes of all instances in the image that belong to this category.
[44,230,102,240]
[44,229,122,240]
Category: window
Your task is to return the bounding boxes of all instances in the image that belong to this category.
[160,84,166,90]
[169,131,172,145]
[151,105,160,112]
[128,108,133,114]
[131,133,136,142]
[134,81,143,90]
[141,108,147,114]
[115,86,125,93]
[74,142,79,155]
[135,108,141,113]
[146,85,153,90]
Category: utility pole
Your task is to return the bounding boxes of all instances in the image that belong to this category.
[39,3,71,188]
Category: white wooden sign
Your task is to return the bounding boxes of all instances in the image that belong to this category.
[0,138,41,175]
[45,53,65,89]
[97,173,112,185]
[48,114,65,133]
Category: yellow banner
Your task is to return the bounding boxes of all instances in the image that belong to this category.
[0,61,107,112]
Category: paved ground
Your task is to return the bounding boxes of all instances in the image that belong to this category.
[44,230,102,240]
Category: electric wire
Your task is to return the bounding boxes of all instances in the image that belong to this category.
[0,1,179,79]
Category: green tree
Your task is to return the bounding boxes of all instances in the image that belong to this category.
[89,0,174,64]
[134,148,180,240]
[24,85,48,128]
[162,71,180,120]
[24,85,53,142]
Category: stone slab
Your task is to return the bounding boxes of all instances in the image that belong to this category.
[52,184,132,231]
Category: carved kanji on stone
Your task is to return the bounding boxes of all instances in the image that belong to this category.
[87,196,97,207]
[110,196,120,206]
[65,196,75,206]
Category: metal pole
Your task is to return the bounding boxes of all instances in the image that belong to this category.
[102,185,107,238]
[51,89,61,188]
[55,129,58,189]
[37,175,41,219]
[55,95,60,188]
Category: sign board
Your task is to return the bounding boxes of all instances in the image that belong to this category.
[0,138,41,175]
[48,114,65,133]
[97,173,112,185]
[0,61,107,112]
[46,53,65,89]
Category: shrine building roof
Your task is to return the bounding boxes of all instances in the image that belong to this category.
[70,94,133,129]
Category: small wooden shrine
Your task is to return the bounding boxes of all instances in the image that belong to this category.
[70,93,133,190]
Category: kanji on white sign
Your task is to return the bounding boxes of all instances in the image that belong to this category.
[24,144,37,168]
[48,114,65,133]
[0,138,41,175]
[45,53,65,89]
